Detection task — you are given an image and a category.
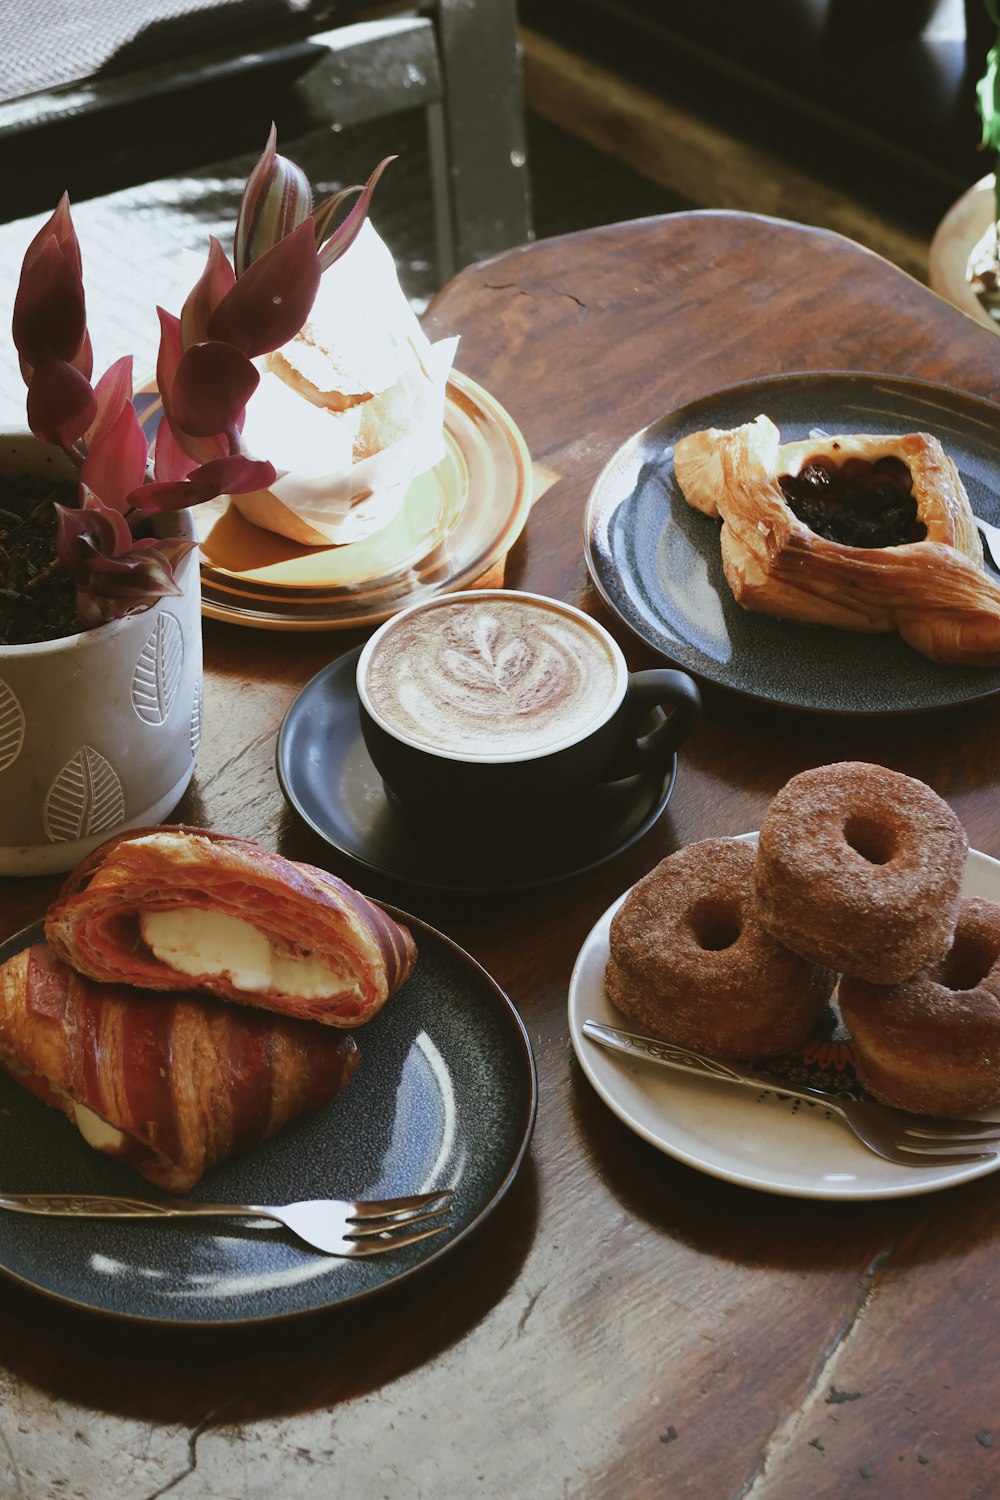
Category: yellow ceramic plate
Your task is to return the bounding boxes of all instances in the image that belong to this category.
[189,372,532,630]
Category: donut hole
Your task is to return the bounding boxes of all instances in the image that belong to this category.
[842,813,896,866]
[941,931,1000,992]
[689,897,742,952]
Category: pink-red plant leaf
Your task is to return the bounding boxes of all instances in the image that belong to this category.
[87,538,192,587]
[151,411,198,483]
[311,184,361,249]
[131,453,275,514]
[180,237,236,350]
[85,356,135,449]
[130,478,226,513]
[57,488,193,626]
[26,359,97,446]
[170,341,259,437]
[75,328,94,383]
[14,197,93,379]
[187,453,275,493]
[80,399,149,512]
[154,309,231,466]
[207,219,321,356]
[234,124,313,276]
[55,489,133,572]
[74,541,190,626]
[316,156,395,271]
[155,307,182,411]
[19,194,83,278]
[12,234,89,371]
[155,306,183,419]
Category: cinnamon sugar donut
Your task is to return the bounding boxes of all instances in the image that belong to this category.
[754,762,966,983]
[605,838,835,1058]
[840,898,1000,1116]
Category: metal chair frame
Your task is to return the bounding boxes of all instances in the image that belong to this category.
[0,1,532,284]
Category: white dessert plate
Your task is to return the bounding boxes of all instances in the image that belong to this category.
[568,835,1000,1200]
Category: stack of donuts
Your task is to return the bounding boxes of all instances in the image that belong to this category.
[605,761,1000,1116]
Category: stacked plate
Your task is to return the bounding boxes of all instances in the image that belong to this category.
[182,372,532,631]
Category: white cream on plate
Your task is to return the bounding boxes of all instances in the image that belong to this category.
[138,908,356,999]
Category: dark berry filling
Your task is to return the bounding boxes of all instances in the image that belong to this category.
[778,452,926,548]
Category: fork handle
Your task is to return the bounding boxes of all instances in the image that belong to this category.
[581,1021,851,1114]
[0,1192,270,1222]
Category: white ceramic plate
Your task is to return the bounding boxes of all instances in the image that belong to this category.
[568,836,1000,1201]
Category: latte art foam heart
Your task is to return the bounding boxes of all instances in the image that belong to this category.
[365,598,621,755]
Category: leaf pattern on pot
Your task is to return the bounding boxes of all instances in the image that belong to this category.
[131,611,184,726]
[190,673,203,755]
[0,678,25,772]
[44,746,125,844]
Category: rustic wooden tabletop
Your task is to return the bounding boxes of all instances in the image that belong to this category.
[1,210,999,1499]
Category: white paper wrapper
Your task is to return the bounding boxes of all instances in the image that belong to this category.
[229,221,458,546]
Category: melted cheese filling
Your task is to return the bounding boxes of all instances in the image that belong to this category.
[73,1104,127,1153]
[138,908,353,999]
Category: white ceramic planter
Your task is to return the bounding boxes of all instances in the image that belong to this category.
[0,432,203,875]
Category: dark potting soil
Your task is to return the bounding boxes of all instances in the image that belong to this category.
[0,473,81,644]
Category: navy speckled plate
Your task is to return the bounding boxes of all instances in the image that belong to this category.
[0,920,536,1326]
[585,372,1000,716]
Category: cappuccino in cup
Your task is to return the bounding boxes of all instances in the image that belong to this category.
[362,594,622,758]
[356,589,701,829]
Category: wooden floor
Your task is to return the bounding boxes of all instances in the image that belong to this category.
[520,26,932,285]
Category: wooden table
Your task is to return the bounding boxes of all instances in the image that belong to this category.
[2,211,1000,1499]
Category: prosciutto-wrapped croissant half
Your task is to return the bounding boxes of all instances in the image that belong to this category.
[44,827,417,1026]
[0,943,359,1191]
[673,415,1000,666]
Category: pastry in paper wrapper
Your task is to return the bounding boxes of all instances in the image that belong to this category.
[0,941,359,1192]
[234,221,459,545]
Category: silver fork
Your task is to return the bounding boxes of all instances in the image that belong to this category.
[0,1188,454,1256]
[582,1021,1000,1168]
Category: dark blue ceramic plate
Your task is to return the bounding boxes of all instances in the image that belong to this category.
[276,648,677,892]
[585,371,1000,716]
[0,920,536,1326]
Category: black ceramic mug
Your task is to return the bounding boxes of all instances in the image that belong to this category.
[356,590,701,829]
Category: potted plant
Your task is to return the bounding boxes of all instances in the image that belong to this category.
[1,130,388,875]
[928,1,1000,330]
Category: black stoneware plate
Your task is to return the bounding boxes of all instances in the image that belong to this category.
[585,371,1000,716]
[276,649,677,892]
[0,920,536,1326]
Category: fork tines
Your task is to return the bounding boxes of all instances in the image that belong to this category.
[345,1190,454,1255]
[897,1119,1000,1143]
[349,1188,454,1221]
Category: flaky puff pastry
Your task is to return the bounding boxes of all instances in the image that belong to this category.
[0,943,359,1191]
[673,415,1000,666]
[45,827,417,1027]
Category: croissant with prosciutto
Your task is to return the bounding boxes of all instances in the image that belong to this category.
[0,943,359,1191]
[673,416,1000,667]
[45,827,417,1026]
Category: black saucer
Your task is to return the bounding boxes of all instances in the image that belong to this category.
[276,648,678,894]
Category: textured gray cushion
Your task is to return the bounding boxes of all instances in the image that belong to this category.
[1,0,354,102]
